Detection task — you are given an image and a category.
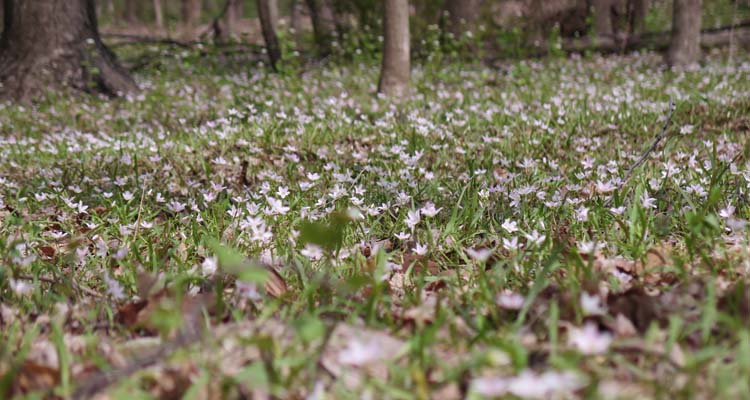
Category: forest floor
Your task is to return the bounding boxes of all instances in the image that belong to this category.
[2,48,750,399]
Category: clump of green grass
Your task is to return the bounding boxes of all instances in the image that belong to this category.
[2,47,750,398]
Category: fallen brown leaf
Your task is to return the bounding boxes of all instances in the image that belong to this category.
[403,292,439,325]
[361,239,393,258]
[12,360,60,395]
[263,265,288,298]
[143,364,198,400]
[607,287,661,334]
[115,288,214,338]
[136,271,163,299]
[612,313,638,337]
[115,299,150,328]
[402,253,439,275]
[718,281,750,326]
[320,323,405,389]
[38,245,56,259]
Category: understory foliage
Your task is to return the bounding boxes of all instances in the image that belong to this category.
[2,48,750,398]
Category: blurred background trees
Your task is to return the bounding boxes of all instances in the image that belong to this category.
[44,0,746,58]
[0,0,748,101]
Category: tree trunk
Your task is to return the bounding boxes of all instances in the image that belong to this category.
[0,0,138,102]
[443,0,481,38]
[629,0,649,36]
[593,0,614,42]
[667,0,702,66]
[378,0,410,98]
[181,0,201,38]
[257,0,281,70]
[153,0,163,28]
[305,0,336,57]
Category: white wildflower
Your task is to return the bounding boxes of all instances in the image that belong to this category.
[103,272,126,300]
[9,279,34,296]
[502,236,520,251]
[395,232,411,241]
[465,247,493,262]
[496,290,525,310]
[568,322,612,355]
[580,292,606,316]
[201,256,218,276]
[641,190,657,209]
[266,197,290,215]
[719,204,735,219]
[575,206,589,222]
[610,206,626,215]
[338,339,381,366]
[405,210,421,231]
[300,244,324,260]
[420,202,442,217]
[524,230,546,246]
[578,241,603,254]
[502,219,519,233]
[413,242,428,256]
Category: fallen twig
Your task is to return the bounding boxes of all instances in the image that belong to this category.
[605,99,675,207]
[527,340,684,370]
[102,33,195,48]
[71,330,201,400]
[123,53,163,72]
[71,294,215,399]
[16,274,104,299]
[621,99,676,187]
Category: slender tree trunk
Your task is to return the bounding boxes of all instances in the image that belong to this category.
[320,0,336,38]
[0,0,138,102]
[291,0,303,32]
[153,0,164,28]
[181,0,201,38]
[268,0,279,32]
[667,0,702,66]
[106,0,115,19]
[217,0,238,40]
[305,0,336,57]
[629,0,649,36]
[443,0,481,38]
[378,0,410,98]
[291,0,306,45]
[593,0,614,42]
[257,0,281,69]
[124,0,139,24]
[215,0,246,41]
[234,0,244,20]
